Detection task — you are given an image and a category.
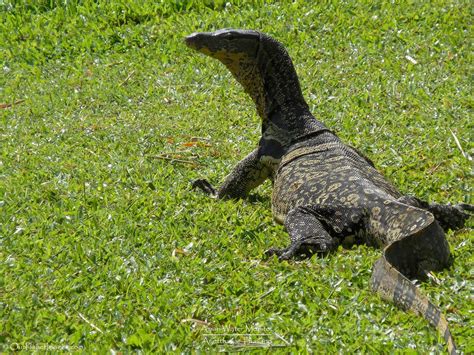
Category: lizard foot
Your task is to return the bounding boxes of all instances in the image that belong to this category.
[191,179,217,197]
[264,245,303,261]
[265,237,339,261]
[431,202,473,231]
[264,247,285,258]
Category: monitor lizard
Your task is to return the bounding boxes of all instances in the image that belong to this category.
[185,29,472,354]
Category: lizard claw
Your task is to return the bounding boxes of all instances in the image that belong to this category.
[455,203,474,213]
[264,247,295,261]
[191,179,217,197]
[265,237,339,261]
[264,247,284,259]
[263,245,313,261]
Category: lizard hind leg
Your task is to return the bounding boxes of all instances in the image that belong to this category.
[427,202,473,232]
[265,206,339,260]
[384,220,451,280]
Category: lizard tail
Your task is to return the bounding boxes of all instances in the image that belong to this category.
[371,254,456,355]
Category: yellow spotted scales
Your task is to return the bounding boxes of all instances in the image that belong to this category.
[185,29,472,354]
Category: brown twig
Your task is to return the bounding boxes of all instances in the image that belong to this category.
[104,60,124,67]
[149,154,199,166]
[119,70,135,87]
[0,99,25,109]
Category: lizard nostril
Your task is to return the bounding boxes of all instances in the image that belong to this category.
[184,33,199,47]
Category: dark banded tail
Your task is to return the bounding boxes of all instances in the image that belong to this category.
[371,255,456,355]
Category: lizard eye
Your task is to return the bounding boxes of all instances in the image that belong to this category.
[219,32,233,39]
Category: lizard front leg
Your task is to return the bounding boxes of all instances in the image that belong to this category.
[265,206,339,260]
[192,148,271,199]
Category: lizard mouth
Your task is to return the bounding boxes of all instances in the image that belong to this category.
[184,32,201,50]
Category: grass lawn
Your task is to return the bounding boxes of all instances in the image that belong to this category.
[1,0,472,352]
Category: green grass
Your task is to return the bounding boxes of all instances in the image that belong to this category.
[1,0,472,352]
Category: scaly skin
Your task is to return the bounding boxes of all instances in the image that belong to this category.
[185,29,472,354]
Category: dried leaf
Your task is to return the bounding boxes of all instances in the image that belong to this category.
[172,248,190,257]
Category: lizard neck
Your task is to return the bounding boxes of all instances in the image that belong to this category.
[262,106,328,146]
[258,106,331,168]
[256,35,308,120]
[225,33,327,139]
[213,32,328,147]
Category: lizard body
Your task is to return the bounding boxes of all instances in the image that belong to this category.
[185,29,471,354]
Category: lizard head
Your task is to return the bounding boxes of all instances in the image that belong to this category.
[185,29,260,64]
[185,29,266,117]
[185,29,308,124]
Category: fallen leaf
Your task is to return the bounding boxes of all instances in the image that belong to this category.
[172,248,190,257]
